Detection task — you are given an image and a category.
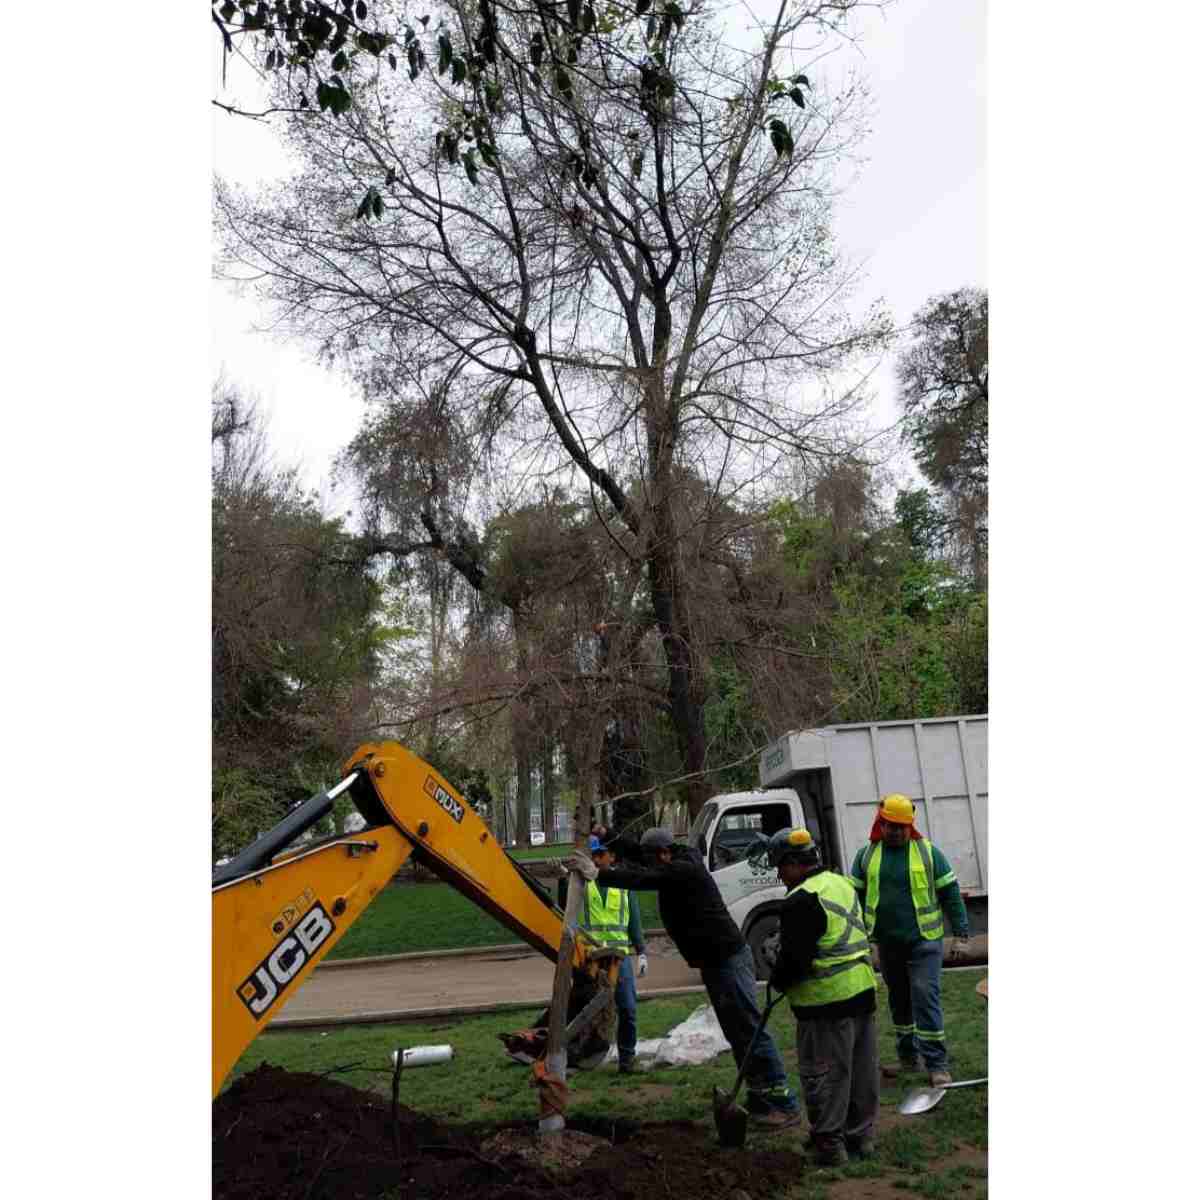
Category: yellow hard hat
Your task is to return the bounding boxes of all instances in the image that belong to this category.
[764,827,820,868]
[879,793,915,825]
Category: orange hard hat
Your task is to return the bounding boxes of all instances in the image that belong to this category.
[879,793,915,825]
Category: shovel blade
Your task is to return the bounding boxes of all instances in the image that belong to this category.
[898,1086,946,1116]
[712,1085,749,1148]
[898,1076,988,1114]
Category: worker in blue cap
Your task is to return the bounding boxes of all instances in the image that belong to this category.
[578,834,648,1074]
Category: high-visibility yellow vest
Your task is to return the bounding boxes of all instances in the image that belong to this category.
[859,839,950,941]
[785,871,876,1009]
[579,882,631,953]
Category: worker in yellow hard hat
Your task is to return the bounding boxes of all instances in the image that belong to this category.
[763,827,879,1167]
[849,794,971,1089]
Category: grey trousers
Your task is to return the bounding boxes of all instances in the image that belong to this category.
[795,1011,879,1144]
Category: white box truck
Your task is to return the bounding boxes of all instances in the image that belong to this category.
[687,715,988,976]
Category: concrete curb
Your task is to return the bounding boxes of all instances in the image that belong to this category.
[268,966,987,1031]
[268,982,712,1030]
[318,930,987,971]
[316,930,671,970]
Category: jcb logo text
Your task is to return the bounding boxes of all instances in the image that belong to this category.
[237,902,335,1019]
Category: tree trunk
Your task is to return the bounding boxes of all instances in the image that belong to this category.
[541,738,557,844]
[541,709,607,1132]
[515,746,532,848]
[427,560,446,746]
[513,610,533,846]
[645,497,711,819]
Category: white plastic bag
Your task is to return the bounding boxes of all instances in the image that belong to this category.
[603,1003,731,1069]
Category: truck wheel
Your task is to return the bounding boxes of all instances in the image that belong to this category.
[747,914,781,981]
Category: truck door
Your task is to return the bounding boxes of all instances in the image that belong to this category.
[796,768,843,872]
[705,802,793,914]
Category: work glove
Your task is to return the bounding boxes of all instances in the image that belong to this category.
[563,849,599,880]
[637,953,648,978]
[949,936,971,961]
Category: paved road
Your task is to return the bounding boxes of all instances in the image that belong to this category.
[271,932,987,1028]
[273,935,704,1027]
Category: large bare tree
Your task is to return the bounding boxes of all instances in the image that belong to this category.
[216,0,892,815]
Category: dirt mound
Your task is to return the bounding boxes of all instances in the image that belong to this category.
[214,1064,810,1200]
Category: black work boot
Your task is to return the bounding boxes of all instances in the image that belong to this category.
[810,1135,849,1167]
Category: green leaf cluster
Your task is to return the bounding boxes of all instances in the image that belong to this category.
[316,77,352,114]
[355,185,384,220]
[217,2,697,209]
[764,74,809,157]
[701,659,761,792]
[772,486,987,725]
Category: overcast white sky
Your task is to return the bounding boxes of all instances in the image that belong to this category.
[212,0,986,502]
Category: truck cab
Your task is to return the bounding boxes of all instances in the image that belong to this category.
[687,788,805,977]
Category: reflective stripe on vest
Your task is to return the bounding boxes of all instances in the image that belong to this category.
[860,839,945,941]
[785,871,876,1009]
[579,882,631,952]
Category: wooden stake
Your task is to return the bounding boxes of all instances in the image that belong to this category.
[537,774,592,1134]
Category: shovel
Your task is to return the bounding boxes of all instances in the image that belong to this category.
[898,1077,987,1116]
[712,987,787,1148]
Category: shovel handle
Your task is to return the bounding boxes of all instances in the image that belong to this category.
[723,986,785,1107]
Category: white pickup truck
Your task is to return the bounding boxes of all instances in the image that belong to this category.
[689,715,988,977]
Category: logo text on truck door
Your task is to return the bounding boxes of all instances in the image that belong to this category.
[424,775,465,823]
[236,901,335,1019]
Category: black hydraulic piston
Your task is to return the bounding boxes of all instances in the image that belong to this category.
[211,772,359,888]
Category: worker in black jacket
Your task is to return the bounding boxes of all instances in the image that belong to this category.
[765,827,879,1167]
[565,827,801,1128]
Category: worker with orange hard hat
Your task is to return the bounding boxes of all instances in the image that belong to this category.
[849,794,970,1089]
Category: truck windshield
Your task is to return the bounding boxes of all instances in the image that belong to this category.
[689,802,718,849]
[710,804,794,869]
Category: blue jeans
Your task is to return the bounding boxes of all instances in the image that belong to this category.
[700,945,799,1113]
[615,955,637,1064]
[877,937,948,1071]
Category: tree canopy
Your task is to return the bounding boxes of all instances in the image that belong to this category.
[217,0,892,816]
[211,0,819,184]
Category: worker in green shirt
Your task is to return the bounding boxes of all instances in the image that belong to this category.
[849,794,971,1088]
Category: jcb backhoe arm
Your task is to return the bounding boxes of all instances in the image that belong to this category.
[212,741,602,1097]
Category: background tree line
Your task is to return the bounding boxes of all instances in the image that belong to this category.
[212,282,986,857]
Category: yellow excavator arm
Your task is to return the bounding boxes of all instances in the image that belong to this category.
[212,741,595,1097]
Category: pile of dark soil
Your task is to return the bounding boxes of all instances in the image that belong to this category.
[214,1064,809,1200]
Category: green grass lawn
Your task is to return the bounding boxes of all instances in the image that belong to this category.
[506,844,573,861]
[229,969,987,1197]
[329,880,664,959]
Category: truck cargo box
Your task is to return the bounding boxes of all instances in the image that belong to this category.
[759,715,988,897]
